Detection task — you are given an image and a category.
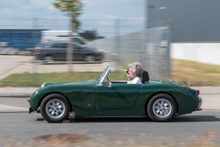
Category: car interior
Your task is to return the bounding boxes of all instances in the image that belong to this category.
[110,70,149,84]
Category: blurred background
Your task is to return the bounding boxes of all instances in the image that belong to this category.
[0,0,220,86]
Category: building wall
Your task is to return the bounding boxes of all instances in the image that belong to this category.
[147,0,220,43]
[171,43,220,65]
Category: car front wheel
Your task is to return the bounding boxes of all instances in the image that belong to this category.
[40,94,70,123]
[147,94,177,122]
[84,55,95,63]
[44,55,55,64]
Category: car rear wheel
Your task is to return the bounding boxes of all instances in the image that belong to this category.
[40,94,70,123]
[147,94,176,122]
[44,55,55,64]
[84,55,95,63]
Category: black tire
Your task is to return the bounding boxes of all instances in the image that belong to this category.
[96,60,102,64]
[40,94,70,123]
[147,94,177,122]
[44,55,55,64]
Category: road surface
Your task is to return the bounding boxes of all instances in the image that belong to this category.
[0,96,220,146]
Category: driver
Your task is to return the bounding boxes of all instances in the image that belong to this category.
[126,62,142,84]
[124,68,131,81]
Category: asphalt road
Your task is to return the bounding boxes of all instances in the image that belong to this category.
[0,112,220,146]
[1,97,220,146]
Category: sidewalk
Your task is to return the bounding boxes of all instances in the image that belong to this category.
[192,86,220,110]
[191,86,220,94]
[0,87,37,97]
[0,55,114,80]
[0,86,219,110]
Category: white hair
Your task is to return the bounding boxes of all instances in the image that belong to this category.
[128,62,142,77]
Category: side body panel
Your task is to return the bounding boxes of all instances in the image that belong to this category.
[71,81,143,116]
[136,81,199,115]
[29,79,199,117]
[99,82,141,109]
[29,80,95,110]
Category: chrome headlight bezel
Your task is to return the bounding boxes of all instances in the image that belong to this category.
[41,82,46,88]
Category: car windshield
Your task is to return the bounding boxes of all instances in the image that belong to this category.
[99,66,111,83]
[35,43,43,47]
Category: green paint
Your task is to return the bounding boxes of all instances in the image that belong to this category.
[29,78,200,116]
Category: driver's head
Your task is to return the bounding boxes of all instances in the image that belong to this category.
[124,68,130,78]
[128,62,142,79]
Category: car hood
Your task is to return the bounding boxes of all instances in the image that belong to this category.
[41,79,95,87]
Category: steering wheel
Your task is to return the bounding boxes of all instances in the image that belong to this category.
[107,76,111,82]
[107,76,112,88]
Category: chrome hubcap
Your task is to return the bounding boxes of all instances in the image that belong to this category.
[152,98,172,118]
[45,99,65,119]
[44,56,54,63]
[85,56,95,63]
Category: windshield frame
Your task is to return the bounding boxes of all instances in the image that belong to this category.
[97,66,111,86]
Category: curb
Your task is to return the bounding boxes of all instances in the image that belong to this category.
[0,111,29,113]
[0,93,31,97]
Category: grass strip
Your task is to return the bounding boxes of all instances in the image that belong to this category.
[0,71,127,86]
[171,58,220,86]
[1,59,220,86]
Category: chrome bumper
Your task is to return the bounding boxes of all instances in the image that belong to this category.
[198,96,202,109]
[194,96,202,111]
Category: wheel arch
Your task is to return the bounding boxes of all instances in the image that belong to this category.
[85,54,96,58]
[144,92,179,115]
[44,54,55,58]
[37,92,72,112]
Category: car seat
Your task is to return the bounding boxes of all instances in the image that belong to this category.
[141,70,149,84]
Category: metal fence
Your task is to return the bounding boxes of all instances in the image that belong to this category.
[0,18,170,86]
[95,26,170,79]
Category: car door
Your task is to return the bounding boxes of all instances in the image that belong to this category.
[51,43,67,61]
[99,82,142,109]
[72,43,85,61]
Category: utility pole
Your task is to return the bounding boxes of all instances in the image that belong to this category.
[145,0,148,29]
[33,18,39,85]
[67,2,74,74]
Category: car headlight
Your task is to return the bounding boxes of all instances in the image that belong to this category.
[41,82,46,88]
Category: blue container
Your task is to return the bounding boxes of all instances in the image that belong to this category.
[0,29,43,50]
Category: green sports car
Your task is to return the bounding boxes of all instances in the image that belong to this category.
[28,66,202,123]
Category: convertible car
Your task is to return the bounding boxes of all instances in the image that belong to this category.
[28,66,202,123]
